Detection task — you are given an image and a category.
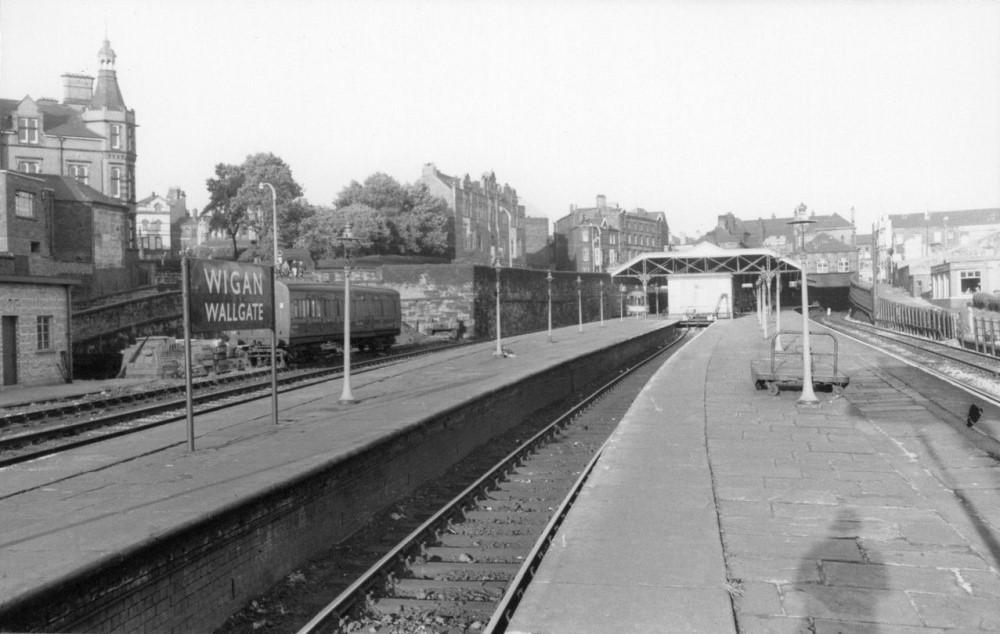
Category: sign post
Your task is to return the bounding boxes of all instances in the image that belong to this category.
[183,258,276,449]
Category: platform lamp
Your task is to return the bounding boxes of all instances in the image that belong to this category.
[620,284,626,321]
[599,279,605,327]
[259,181,280,422]
[493,258,504,357]
[774,271,783,352]
[576,276,583,332]
[788,204,818,405]
[337,223,361,404]
[546,269,553,343]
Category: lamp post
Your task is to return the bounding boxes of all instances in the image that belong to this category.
[258,181,280,421]
[789,204,818,405]
[619,284,625,321]
[599,279,605,327]
[576,276,583,332]
[258,182,279,268]
[653,283,659,316]
[546,269,553,343]
[493,258,504,357]
[337,224,361,404]
[499,208,514,267]
[774,271,783,352]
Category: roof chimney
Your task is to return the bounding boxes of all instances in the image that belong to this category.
[62,73,94,105]
[596,194,607,210]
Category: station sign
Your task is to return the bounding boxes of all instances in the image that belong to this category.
[187,259,273,333]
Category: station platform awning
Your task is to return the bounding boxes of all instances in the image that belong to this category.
[608,243,801,285]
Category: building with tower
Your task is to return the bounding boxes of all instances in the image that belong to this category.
[1,38,137,210]
[0,38,139,299]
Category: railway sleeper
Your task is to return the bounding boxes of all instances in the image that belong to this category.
[422,545,530,564]
[473,498,555,512]
[434,533,538,550]
[500,474,579,487]
[460,509,554,524]
[366,596,496,621]
[406,561,522,581]
[390,578,508,601]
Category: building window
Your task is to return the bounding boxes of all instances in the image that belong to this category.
[36,315,52,350]
[838,257,850,272]
[110,166,123,198]
[30,241,40,253]
[17,160,40,174]
[959,270,982,293]
[15,191,36,218]
[110,124,122,149]
[18,117,39,144]
[68,163,90,185]
[817,259,830,273]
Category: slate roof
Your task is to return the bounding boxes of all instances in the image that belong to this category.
[91,70,126,110]
[889,208,1000,228]
[37,102,103,139]
[35,174,128,208]
[0,98,104,140]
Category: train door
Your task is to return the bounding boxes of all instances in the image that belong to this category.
[2,316,17,386]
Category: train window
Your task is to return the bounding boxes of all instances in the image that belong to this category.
[292,299,303,319]
[311,299,320,318]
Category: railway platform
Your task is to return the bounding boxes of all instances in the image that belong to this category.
[0,317,676,632]
[507,311,1000,633]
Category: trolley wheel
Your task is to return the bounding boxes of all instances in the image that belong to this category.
[833,384,845,396]
[766,381,780,396]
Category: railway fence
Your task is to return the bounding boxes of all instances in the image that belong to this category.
[849,277,1000,355]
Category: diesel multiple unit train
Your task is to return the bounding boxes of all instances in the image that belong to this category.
[227,280,402,360]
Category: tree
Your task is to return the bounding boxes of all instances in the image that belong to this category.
[396,183,452,256]
[329,174,452,257]
[204,163,246,259]
[335,173,407,215]
[203,153,303,261]
[294,204,391,263]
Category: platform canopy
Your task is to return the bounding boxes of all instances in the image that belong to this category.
[608,242,801,286]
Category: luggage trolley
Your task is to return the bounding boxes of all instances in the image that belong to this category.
[751,331,850,396]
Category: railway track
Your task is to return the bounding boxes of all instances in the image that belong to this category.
[818,313,1000,402]
[217,330,692,634]
[0,342,464,467]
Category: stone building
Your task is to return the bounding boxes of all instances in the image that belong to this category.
[0,170,131,300]
[0,38,136,211]
[885,208,1000,264]
[420,163,525,266]
[0,37,138,298]
[553,195,669,272]
[0,169,81,388]
[523,216,552,269]
[136,187,188,257]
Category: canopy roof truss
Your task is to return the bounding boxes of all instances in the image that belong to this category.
[609,246,801,286]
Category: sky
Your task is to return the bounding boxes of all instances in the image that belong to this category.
[1,0,998,238]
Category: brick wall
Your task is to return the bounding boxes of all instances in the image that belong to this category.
[322,264,618,340]
[0,283,71,388]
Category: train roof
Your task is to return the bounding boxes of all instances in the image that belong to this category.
[278,280,399,296]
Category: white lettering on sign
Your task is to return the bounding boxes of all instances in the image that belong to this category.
[204,302,267,322]
[187,258,273,332]
[202,267,265,296]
